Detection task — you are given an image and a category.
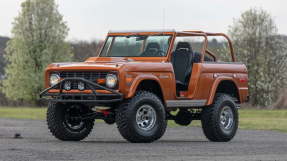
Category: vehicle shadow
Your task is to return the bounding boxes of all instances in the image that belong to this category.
[78,139,210,144]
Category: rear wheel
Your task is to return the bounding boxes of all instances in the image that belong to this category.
[201,93,238,142]
[47,102,94,141]
[116,91,167,143]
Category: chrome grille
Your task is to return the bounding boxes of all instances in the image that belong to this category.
[59,71,108,90]
[60,71,107,81]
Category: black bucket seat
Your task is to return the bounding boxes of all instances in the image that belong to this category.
[171,42,193,91]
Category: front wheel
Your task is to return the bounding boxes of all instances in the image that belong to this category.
[116,91,167,143]
[201,93,238,142]
[47,102,94,141]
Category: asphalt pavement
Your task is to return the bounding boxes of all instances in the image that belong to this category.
[0,118,287,161]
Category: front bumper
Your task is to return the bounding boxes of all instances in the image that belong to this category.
[39,78,123,104]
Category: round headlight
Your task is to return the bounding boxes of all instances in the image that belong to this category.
[78,82,85,91]
[106,74,117,88]
[50,73,60,86]
[63,81,71,90]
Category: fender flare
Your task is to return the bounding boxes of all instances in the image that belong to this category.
[126,74,164,99]
[206,77,240,105]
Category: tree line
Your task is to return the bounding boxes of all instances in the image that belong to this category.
[1,0,287,108]
[0,37,103,106]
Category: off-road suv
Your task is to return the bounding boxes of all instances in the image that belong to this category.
[40,30,248,143]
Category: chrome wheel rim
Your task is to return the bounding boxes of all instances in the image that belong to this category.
[220,106,234,131]
[136,105,157,131]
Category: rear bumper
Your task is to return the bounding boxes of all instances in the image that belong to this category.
[39,78,123,104]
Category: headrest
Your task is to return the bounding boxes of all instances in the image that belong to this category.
[176,42,191,52]
[146,42,160,51]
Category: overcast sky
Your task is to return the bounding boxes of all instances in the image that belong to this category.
[0,0,286,41]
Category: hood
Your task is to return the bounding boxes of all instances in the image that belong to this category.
[46,57,172,72]
[46,61,125,71]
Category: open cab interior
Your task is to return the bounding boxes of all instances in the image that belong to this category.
[171,31,236,98]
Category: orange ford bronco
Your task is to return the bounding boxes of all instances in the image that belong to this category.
[40,30,248,143]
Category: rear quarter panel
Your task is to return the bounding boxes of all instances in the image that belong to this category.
[190,62,248,105]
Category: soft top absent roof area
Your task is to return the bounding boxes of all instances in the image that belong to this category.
[106,30,236,62]
[108,29,176,34]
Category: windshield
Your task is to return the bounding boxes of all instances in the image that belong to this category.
[100,35,172,57]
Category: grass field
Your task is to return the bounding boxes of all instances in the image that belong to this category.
[0,107,46,120]
[0,107,286,132]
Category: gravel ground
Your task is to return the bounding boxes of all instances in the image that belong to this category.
[0,118,287,161]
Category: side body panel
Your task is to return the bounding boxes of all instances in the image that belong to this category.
[120,62,176,101]
[187,63,248,105]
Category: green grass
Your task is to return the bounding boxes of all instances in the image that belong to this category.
[239,109,287,132]
[0,107,286,132]
[168,109,287,133]
[0,107,46,120]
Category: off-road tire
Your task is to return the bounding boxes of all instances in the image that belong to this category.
[47,102,94,141]
[201,93,238,142]
[116,91,167,143]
